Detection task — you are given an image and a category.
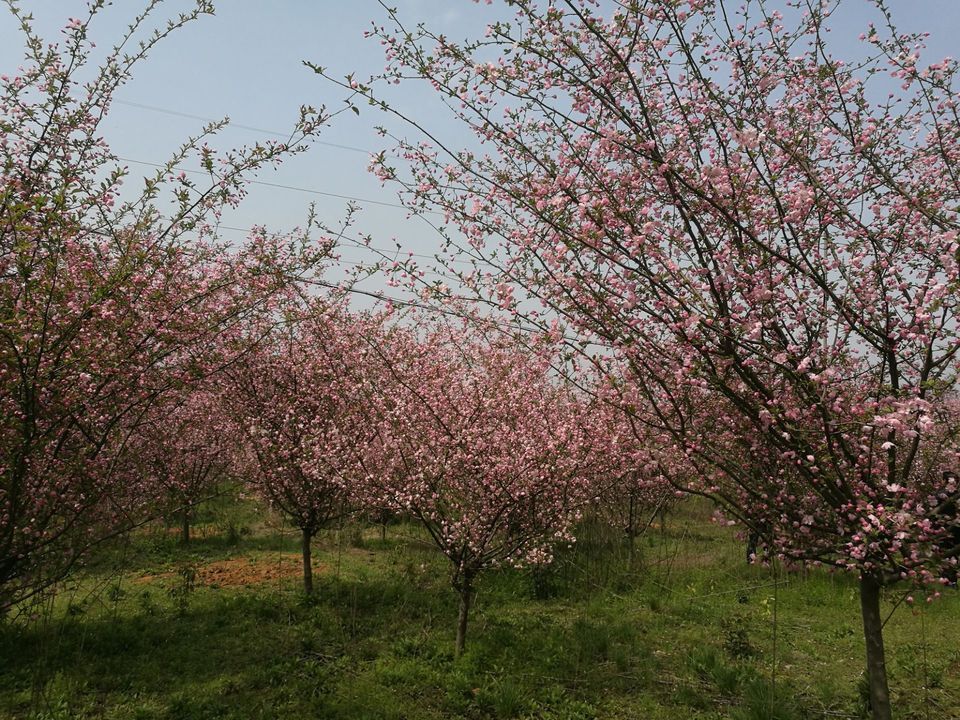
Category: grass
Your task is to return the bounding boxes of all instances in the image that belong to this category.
[1,499,958,719]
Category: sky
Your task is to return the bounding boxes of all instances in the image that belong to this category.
[0,0,503,300]
[2,0,960,303]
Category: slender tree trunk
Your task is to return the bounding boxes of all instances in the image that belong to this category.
[859,573,892,720]
[746,531,758,564]
[181,510,190,545]
[455,577,473,658]
[301,527,314,596]
[625,491,641,567]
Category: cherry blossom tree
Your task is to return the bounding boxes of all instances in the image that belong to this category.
[330,1,960,714]
[222,308,381,595]
[603,471,664,553]
[355,321,602,656]
[0,2,335,613]
[588,389,674,553]
[134,389,234,544]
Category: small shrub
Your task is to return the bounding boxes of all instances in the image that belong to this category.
[571,618,610,663]
[532,688,597,720]
[168,563,197,616]
[529,564,562,600]
[855,672,872,717]
[30,698,72,720]
[721,615,756,660]
[31,674,85,720]
[443,666,483,715]
[223,522,243,546]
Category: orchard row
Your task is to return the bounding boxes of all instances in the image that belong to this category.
[4,2,960,718]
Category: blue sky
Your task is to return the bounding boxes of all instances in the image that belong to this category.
[2,1,959,302]
[0,1,501,298]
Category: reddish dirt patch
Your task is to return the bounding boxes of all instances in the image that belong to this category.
[135,554,317,588]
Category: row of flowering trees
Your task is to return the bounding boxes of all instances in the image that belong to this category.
[213,306,627,656]
[0,0,653,655]
[59,297,639,657]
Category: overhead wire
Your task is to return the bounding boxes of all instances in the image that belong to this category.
[113,99,371,154]
[212,223,474,267]
[109,100,524,322]
[112,99,445,215]
[115,156,438,212]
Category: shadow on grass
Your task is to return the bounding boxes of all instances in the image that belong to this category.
[0,574,454,718]
[0,566,761,720]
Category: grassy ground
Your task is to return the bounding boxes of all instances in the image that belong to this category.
[1,499,957,720]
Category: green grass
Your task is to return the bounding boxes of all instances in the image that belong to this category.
[1,500,958,719]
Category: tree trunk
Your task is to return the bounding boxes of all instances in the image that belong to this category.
[455,577,473,658]
[859,573,892,720]
[301,527,314,596]
[181,510,190,545]
[380,522,386,543]
[746,531,758,564]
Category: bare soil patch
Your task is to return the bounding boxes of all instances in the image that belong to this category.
[135,554,317,588]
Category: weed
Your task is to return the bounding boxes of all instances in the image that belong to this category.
[689,646,754,696]
[721,614,756,660]
[65,601,84,617]
[168,563,197,616]
[106,584,127,603]
[136,589,160,616]
[733,677,802,720]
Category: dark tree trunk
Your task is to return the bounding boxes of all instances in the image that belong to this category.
[627,493,637,564]
[859,573,892,720]
[746,531,759,564]
[181,510,190,545]
[455,577,473,658]
[301,527,314,595]
[380,522,387,543]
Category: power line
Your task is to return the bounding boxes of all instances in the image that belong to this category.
[214,223,475,267]
[116,156,436,213]
[114,99,371,154]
